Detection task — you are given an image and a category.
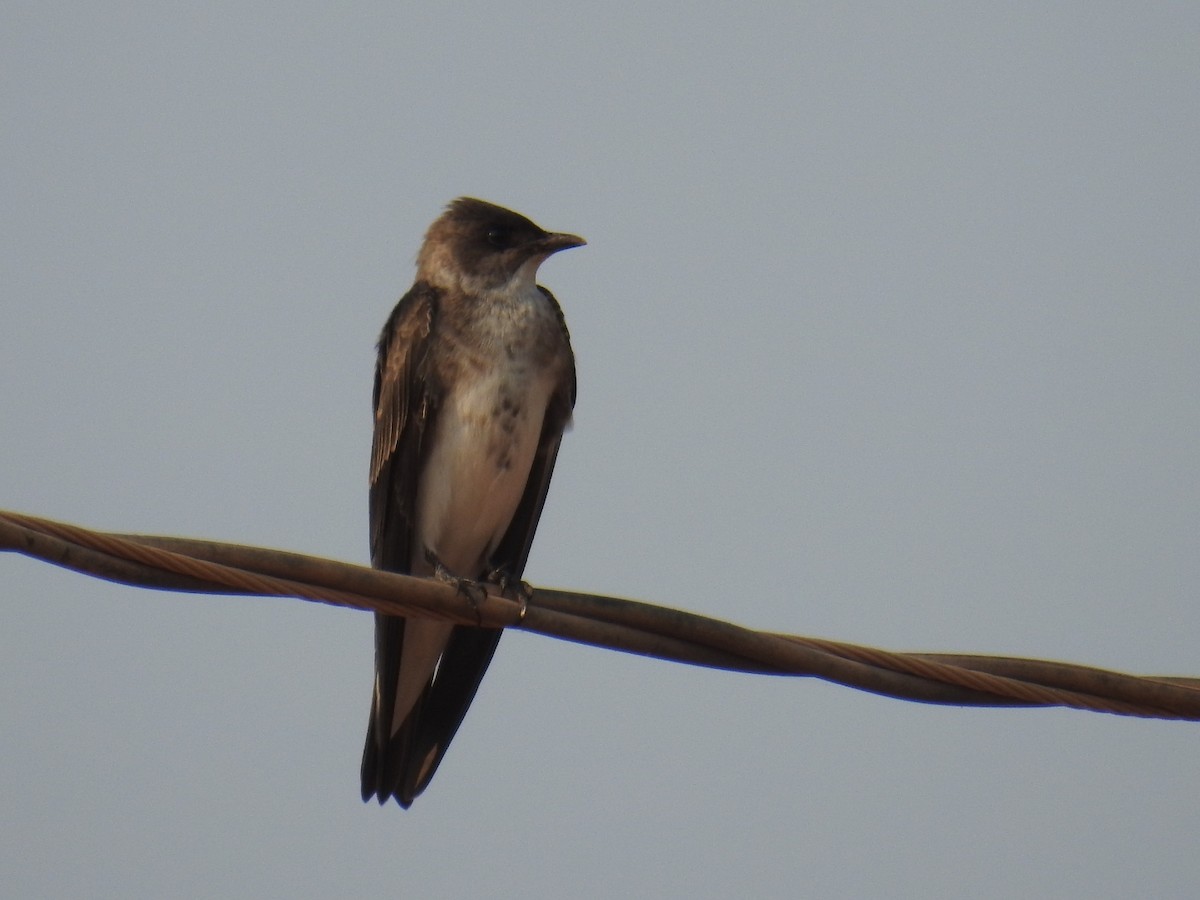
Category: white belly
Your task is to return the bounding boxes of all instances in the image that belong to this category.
[411,368,554,578]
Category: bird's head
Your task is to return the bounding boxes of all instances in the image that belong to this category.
[416,197,585,295]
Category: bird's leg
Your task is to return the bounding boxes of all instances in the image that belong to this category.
[423,548,487,625]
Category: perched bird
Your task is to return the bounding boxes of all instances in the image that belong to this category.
[361,198,583,806]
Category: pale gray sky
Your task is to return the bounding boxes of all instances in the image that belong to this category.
[3,4,1199,898]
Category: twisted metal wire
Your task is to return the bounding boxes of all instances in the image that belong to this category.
[3,508,1198,720]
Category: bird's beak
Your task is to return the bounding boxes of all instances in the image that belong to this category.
[536,232,587,254]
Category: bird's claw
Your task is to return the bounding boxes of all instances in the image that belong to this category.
[486,567,533,623]
[425,549,488,625]
[486,566,533,601]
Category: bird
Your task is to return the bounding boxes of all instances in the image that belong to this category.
[361,197,583,806]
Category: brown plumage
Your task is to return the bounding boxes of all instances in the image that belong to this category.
[361,198,582,806]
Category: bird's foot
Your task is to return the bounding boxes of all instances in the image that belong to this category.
[486,566,533,623]
[424,549,488,625]
[486,566,533,601]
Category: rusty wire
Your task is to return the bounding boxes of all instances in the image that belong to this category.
[2,508,1198,720]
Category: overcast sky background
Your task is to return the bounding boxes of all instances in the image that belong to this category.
[3,4,1199,898]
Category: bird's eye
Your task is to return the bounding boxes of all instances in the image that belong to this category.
[486,225,513,248]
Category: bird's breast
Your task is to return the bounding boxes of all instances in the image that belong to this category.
[413,326,560,578]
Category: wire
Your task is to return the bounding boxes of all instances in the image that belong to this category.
[2,508,1198,720]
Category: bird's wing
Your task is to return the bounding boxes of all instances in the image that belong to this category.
[367,284,438,571]
[361,283,447,805]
